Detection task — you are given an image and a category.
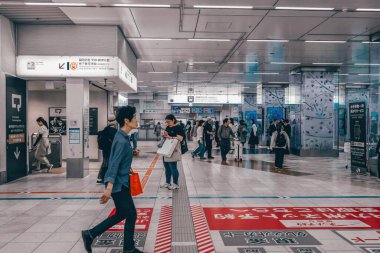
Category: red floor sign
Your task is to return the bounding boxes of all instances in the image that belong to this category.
[203,207,380,230]
[107,208,153,232]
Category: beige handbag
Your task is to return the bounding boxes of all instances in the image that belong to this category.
[163,142,182,162]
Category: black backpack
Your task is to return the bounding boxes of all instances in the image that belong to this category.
[275,132,286,147]
[97,130,108,150]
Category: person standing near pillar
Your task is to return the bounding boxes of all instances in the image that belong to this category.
[376,135,380,181]
[270,124,290,169]
[96,115,118,184]
[283,119,291,154]
[32,117,53,173]
[204,117,215,159]
[81,106,144,253]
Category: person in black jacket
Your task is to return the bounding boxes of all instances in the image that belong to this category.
[283,119,291,154]
[376,135,380,181]
[97,115,118,184]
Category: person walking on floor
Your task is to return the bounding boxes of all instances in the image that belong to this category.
[283,119,291,154]
[96,115,118,184]
[81,106,144,253]
[185,121,192,141]
[191,120,206,160]
[248,119,259,149]
[32,117,53,173]
[218,118,234,164]
[214,121,220,148]
[270,123,290,169]
[161,114,185,190]
[204,117,215,159]
[376,135,380,181]
[154,122,163,141]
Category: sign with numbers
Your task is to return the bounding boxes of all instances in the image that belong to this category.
[107,208,153,232]
[204,207,380,230]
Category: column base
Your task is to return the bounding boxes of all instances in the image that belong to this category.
[67,158,89,178]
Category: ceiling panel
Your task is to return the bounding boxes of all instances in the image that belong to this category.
[187,0,278,6]
[276,0,380,9]
[198,9,268,16]
[248,16,326,40]
[310,17,380,35]
[267,10,334,17]
[196,15,263,33]
[0,6,73,24]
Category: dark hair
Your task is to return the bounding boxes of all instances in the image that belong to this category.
[251,119,255,124]
[198,120,205,126]
[36,117,48,128]
[223,118,229,124]
[239,120,245,125]
[230,118,234,125]
[116,106,136,127]
[276,123,283,132]
[165,114,177,124]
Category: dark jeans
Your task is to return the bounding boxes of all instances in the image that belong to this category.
[163,161,179,185]
[205,139,213,158]
[89,186,137,251]
[97,157,109,181]
[274,148,286,168]
[378,155,380,179]
[220,139,231,161]
[193,141,205,158]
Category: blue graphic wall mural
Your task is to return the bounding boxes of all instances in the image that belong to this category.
[301,72,336,150]
[264,88,285,108]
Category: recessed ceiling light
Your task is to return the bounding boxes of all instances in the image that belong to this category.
[357,73,380,76]
[270,62,300,65]
[183,72,209,74]
[354,63,380,66]
[362,41,380,44]
[353,82,373,85]
[188,39,231,42]
[247,39,289,43]
[193,5,253,9]
[129,38,172,41]
[148,72,173,74]
[276,6,334,11]
[228,61,259,64]
[24,2,87,6]
[254,72,280,75]
[141,60,172,63]
[312,63,343,65]
[356,8,380,12]
[112,4,171,8]
[305,40,346,43]
[334,73,349,76]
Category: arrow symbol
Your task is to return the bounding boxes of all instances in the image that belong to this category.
[59,63,65,69]
[14,147,20,160]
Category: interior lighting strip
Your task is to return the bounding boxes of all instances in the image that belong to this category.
[24,2,87,6]
[247,39,289,42]
[188,39,231,42]
[305,40,346,43]
[112,4,171,8]
[276,7,334,11]
[193,5,253,9]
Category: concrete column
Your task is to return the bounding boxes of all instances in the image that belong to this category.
[262,86,286,140]
[66,78,89,178]
[0,72,6,184]
[289,67,339,157]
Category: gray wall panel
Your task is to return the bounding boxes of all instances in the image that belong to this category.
[17,25,118,56]
[117,29,137,76]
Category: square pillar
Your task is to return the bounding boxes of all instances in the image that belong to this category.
[289,67,339,157]
[66,78,89,178]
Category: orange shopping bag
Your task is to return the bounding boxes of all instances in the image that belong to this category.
[130,169,143,196]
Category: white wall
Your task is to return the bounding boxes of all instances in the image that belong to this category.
[28,89,108,160]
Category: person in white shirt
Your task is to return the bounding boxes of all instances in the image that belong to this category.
[33,117,53,172]
[191,120,206,160]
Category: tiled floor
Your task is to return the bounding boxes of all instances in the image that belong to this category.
[0,141,379,253]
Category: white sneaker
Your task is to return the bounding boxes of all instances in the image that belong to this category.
[160,183,170,189]
[170,184,179,190]
[47,164,53,173]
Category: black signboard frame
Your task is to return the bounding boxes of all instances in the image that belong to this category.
[89,107,98,135]
[6,76,27,182]
[349,102,367,174]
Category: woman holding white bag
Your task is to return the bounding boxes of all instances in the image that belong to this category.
[161,114,185,190]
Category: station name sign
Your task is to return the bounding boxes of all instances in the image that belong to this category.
[168,94,242,104]
[16,55,137,92]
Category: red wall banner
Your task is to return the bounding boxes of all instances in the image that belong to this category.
[203,207,380,230]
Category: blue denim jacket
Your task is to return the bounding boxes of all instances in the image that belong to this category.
[104,130,133,193]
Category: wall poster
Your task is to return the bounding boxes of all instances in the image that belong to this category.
[349,102,367,174]
[49,107,67,135]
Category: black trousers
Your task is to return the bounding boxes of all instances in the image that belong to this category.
[89,186,137,251]
[274,148,286,168]
[97,156,109,181]
[205,139,213,158]
[220,139,231,161]
[378,155,380,179]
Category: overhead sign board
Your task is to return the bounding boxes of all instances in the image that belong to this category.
[168,94,242,104]
[16,55,137,92]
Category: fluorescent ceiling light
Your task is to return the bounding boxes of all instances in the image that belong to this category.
[148,72,173,74]
[187,61,216,64]
[219,72,244,74]
[267,82,289,84]
[353,82,372,85]
[141,60,172,63]
[362,41,380,44]
[334,73,349,76]
[354,63,380,66]
[305,40,346,43]
[240,82,260,84]
[228,61,258,64]
[276,6,334,11]
[254,72,280,75]
[112,4,171,8]
[312,63,342,65]
[270,62,300,65]
[356,8,380,12]
[183,72,209,74]
[247,39,289,42]
[129,38,172,41]
[152,81,172,83]
[25,2,87,6]
[156,86,170,87]
[188,39,231,42]
[193,5,253,9]
[358,73,380,76]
